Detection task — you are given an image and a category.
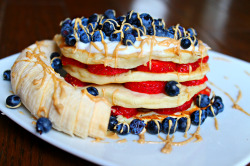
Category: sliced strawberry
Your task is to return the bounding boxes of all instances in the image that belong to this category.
[176,61,200,73]
[181,76,208,86]
[111,106,138,118]
[136,60,176,73]
[87,64,129,75]
[198,56,209,63]
[194,87,211,98]
[64,74,88,87]
[61,56,86,68]
[124,81,166,94]
[154,97,193,115]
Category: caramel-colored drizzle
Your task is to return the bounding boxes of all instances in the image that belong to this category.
[117,139,127,143]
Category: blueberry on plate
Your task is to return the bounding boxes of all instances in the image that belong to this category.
[140,13,153,28]
[51,58,62,70]
[206,105,219,117]
[86,86,99,96]
[162,117,177,134]
[36,117,52,134]
[108,116,118,131]
[3,70,11,81]
[196,94,210,108]
[177,117,190,132]
[115,123,130,135]
[104,9,116,19]
[213,96,224,113]
[65,34,76,46]
[110,32,121,41]
[61,24,74,38]
[6,95,21,109]
[80,32,91,43]
[102,21,116,36]
[165,81,180,96]
[146,120,162,134]
[92,30,106,42]
[180,37,191,49]
[129,119,146,135]
[191,109,207,125]
[50,52,60,60]
[123,33,136,46]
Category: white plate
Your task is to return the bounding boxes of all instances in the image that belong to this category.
[0,51,249,166]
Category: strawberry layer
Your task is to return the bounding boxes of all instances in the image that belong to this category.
[61,56,209,76]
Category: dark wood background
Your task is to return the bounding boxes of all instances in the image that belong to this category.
[0,0,249,165]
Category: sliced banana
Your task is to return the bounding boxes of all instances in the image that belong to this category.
[11,40,111,139]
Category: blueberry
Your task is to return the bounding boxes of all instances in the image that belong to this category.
[50,52,60,60]
[108,116,118,131]
[181,38,191,49]
[80,32,91,43]
[6,95,21,109]
[115,123,130,135]
[177,117,190,132]
[92,30,106,42]
[213,97,224,113]
[65,34,76,46]
[187,28,197,36]
[61,24,74,38]
[36,117,52,134]
[140,13,153,28]
[146,120,162,134]
[165,81,180,96]
[51,58,62,70]
[168,26,184,39]
[165,30,175,39]
[129,119,146,135]
[88,13,99,24]
[191,109,207,125]
[132,29,143,37]
[206,105,219,117]
[146,26,155,36]
[162,117,177,134]
[153,18,165,29]
[102,21,116,36]
[110,32,121,41]
[87,86,99,96]
[191,36,198,46]
[196,94,210,108]
[61,19,71,28]
[81,18,88,26]
[138,26,146,34]
[123,33,136,46]
[155,28,168,37]
[104,9,116,19]
[116,16,125,25]
[87,22,97,33]
[126,11,141,26]
[3,70,11,81]
[122,24,133,34]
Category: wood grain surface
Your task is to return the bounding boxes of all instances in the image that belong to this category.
[0,0,249,165]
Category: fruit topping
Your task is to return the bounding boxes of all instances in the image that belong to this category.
[81,18,88,26]
[86,86,99,96]
[104,9,116,19]
[129,119,146,135]
[126,11,141,26]
[61,24,73,38]
[36,117,52,134]
[191,36,198,46]
[116,16,125,25]
[65,34,76,46]
[153,18,165,29]
[124,81,166,94]
[146,120,162,134]
[206,105,219,117]
[213,96,224,113]
[92,30,106,42]
[176,61,200,73]
[155,97,193,115]
[165,81,180,96]
[115,123,130,135]
[196,87,211,97]
[111,106,138,119]
[61,56,87,68]
[196,94,210,108]
[80,32,91,43]
[191,109,207,125]
[108,116,118,131]
[51,58,62,70]
[88,13,100,24]
[64,74,88,87]
[3,70,11,81]
[136,60,176,73]
[50,52,60,60]
[123,33,136,46]
[180,37,191,49]
[6,95,21,109]
[140,13,153,28]
[177,117,190,132]
[110,32,121,41]
[87,64,129,75]
[198,56,209,63]
[181,76,208,86]
[162,117,177,134]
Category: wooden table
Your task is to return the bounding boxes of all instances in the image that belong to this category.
[0,0,249,165]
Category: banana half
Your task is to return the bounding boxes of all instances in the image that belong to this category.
[11,40,111,139]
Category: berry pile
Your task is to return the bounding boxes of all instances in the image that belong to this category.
[60,10,198,48]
